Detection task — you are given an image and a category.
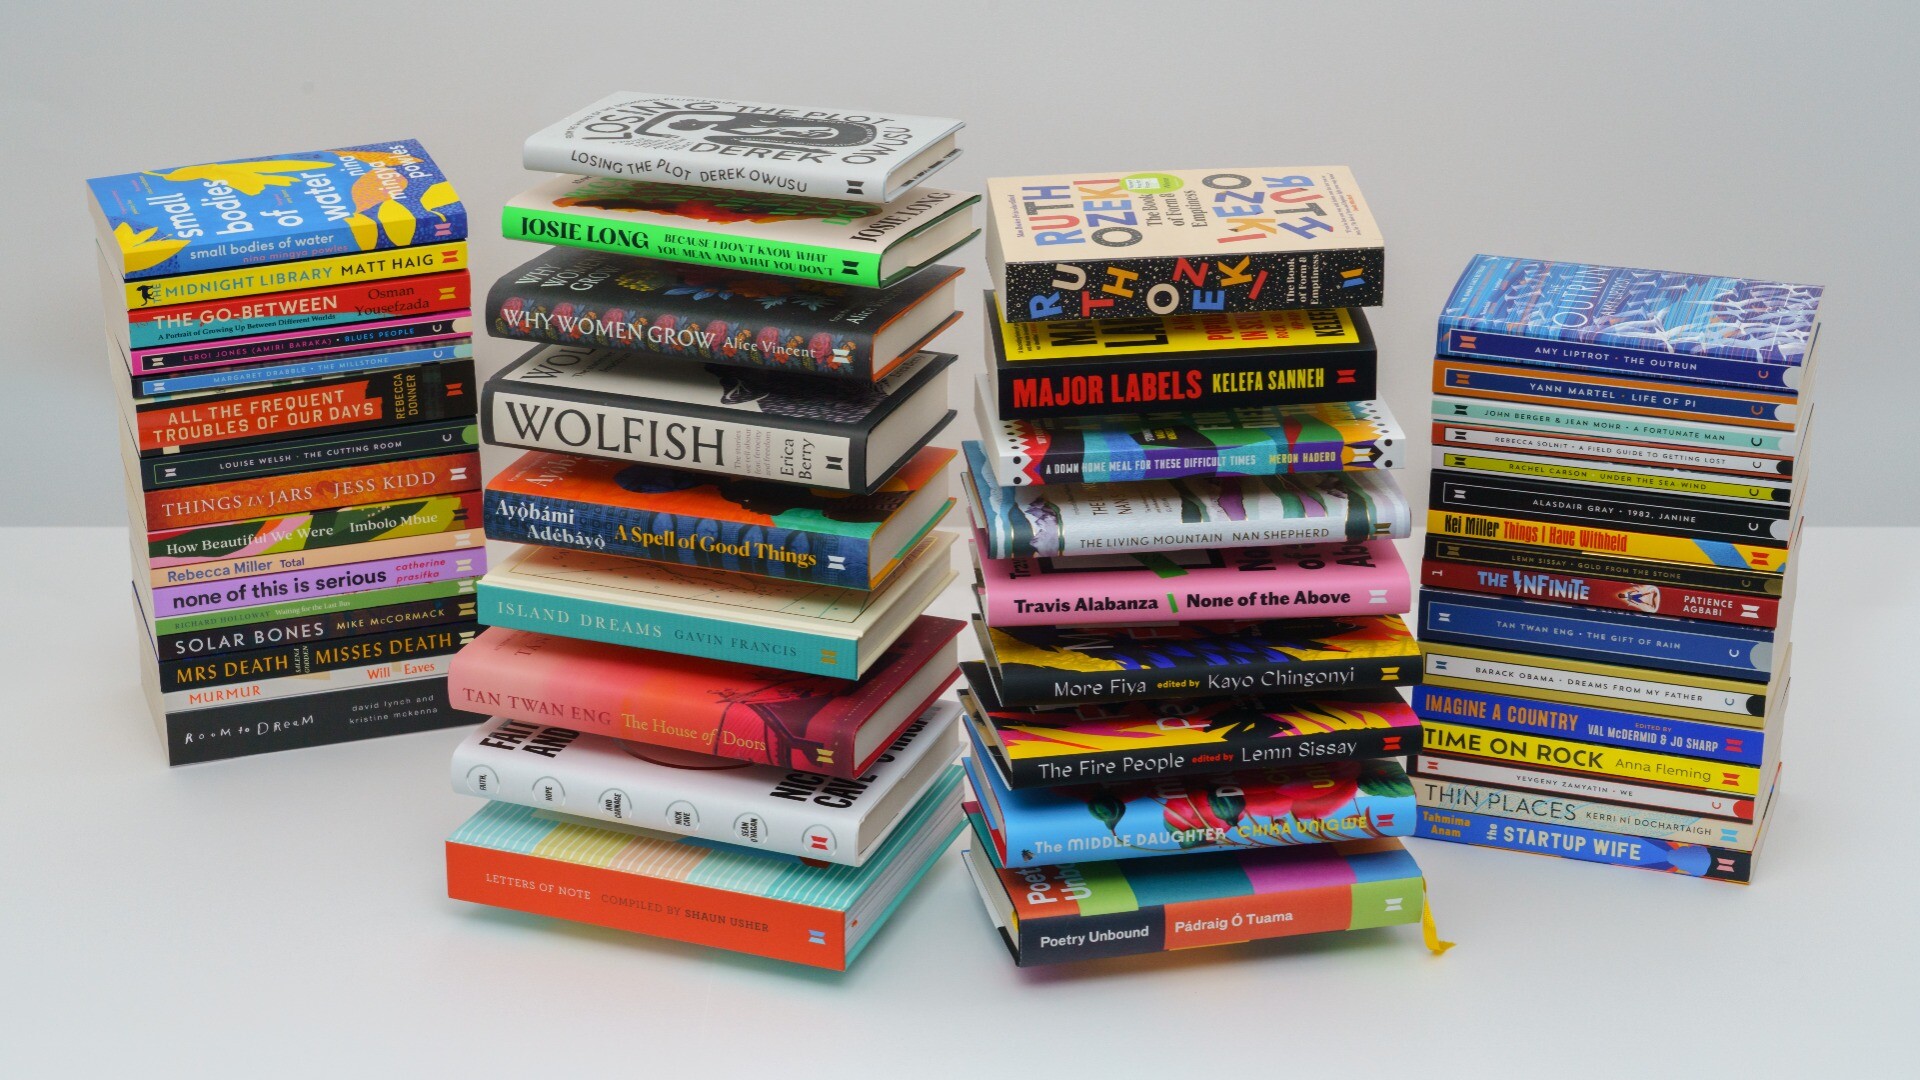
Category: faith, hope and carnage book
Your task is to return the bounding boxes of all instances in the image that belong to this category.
[986,167,1384,322]
[524,93,964,204]
[481,343,954,494]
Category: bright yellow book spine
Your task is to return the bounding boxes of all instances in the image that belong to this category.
[1422,720,1760,795]
[122,243,470,310]
[1437,451,1787,503]
[1425,509,1790,573]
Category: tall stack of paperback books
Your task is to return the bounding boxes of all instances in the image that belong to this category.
[440,94,981,970]
[1413,255,1818,883]
[92,141,487,764]
[958,167,1447,965]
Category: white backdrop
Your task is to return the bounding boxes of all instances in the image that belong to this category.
[3,0,1913,524]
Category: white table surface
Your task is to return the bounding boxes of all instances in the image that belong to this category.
[2,525,1911,1077]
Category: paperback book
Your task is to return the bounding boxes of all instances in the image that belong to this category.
[1413,775,1762,850]
[1413,753,1762,826]
[1412,685,1766,767]
[145,492,480,565]
[1421,536,1787,628]
[1414,804,1764,883]
[1433,358,1803,431]
[111,268,469,351]
[1420,642,1776,727]
[113,242,469,311]
[1418,589,1781,681]
[129,419,478,492]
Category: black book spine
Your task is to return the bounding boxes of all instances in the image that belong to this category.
[993,654,1414,708]
[1422,536,1788,596]
[1002,246,1385,323]
[156,595,479,663]
[997,725,1421,788]
[1016,905,1168,965]
[158,621,478,693]
[135,419,478,491]
[132,316,470,374]
[1430,471,1793,547]
[161,677,484,766]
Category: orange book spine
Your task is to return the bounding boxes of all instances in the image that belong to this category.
[143,452,479,530]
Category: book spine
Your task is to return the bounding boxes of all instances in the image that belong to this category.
[141,451,479,531]
[1418,591,1776,681]
[134,342,471,398]
[501,205,886,288]
[481,488,872,588]
[153,577,476,639]
[1425,509,1789,574]
[159,650,460,712]
[126,270,471,349]
[474,581,857,677]
[1433,359,1799,430]
[995,652,1413,707]
[1430,473,1792,548]
[134,419,479,491]
[996,416,1401,485]
[1432,421,1795,477]
[129,314,472,375]
[134,359,477,455]
[158,676,481,765]
[150,549,485,618]
[1412,753,1757,821]
[1415,806,1753,882]
[1433,448,1790,504]
[147,491,481,565]
[159,621,478,693]
[996,725,1422,787]
[157,592,478,663]
[444,843,848,970]
[1411,685,1765,767]
[1421,645,1768,727]
[1419,555,1783,629]
[1430,397,1801,455]
[148,527,480,588]
[1412,776,1761,850]
[1002,247,1385,322]
[1437,327,1799,394]
[482,384,863,492]
[996,356,1377,419]
[1422,536,1788,599]
[1422,720,1759,795]
[122,243,470,310]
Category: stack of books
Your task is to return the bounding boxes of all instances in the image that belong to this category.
[440,93,981,970]
[1413,255,1818,883]
[92,141,487,765]
[957,167,1444,965]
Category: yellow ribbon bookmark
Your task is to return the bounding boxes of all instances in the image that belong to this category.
[1422,885,1456,955]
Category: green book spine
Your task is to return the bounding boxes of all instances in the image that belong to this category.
[499,206,885,287]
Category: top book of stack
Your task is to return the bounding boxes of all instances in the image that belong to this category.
[986,167,1384,323]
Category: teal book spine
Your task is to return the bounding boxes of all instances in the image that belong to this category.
[475,581,860,676]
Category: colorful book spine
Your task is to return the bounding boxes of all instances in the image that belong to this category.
[151,577,475,640]
[1430,396,1803,455]
[1426,512,1790,575]
[1413,776,1760,850]
[1431,473,1792,550]
[159,651,460,713]
[134,360,476,455]
[132,419,479,491]
[1432,419,1796,477]
[132,341,472,398]
[158,621,477,693]
[147,527,480,588]
[1420,551,1782,628]
[123,271,470,349]
[140,451,477,531]
[1421,644,1770,727]
[1415,805,1754,882]
[157,591,478,662]
[121,243,470,310]
[1422,536,1788,600]
[1434,448,1791,505]
[1421,720,1759,795]
[1418,590,1776,681]
[143,669,480,766]
[1433,358,1800,430]
[150,549,484,618]
[1413,753,1757,822]
[1412,685,1765,767]
[128,314,471,376]
[147,491,481,564]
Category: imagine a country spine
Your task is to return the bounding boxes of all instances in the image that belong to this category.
[1412,685,1766,767]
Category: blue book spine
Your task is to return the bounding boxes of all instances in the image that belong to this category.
[90,139,467,280]
[475,581,857,677]
[1415,805,1751,881]
[1411,685,1765,767]
[131,307,416,349]
[480,490,874,588]
[1435,359,1799,427]
[135,343,470,397]
[1436,329,1799,394]
[1418,590,1775,682]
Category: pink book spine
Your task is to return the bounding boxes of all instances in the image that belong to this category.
[973,531,1410,626]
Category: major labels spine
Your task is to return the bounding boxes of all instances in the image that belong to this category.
[129,314,472,376]
[150,549,485,619]
[1421,720,1759,795]
[1003,248,1386,321]
[1415,806,1753,882]
[994,355,1378,421]
[475,582,859,678]
[1430,396,1803,456]
[1418,590,1776,681]
[1430,473,1792,549]
[1423,536,1788,599]
[1412,753,1757,822]
[155,675,482,766]
[134,360,477,456]
[1421,645,1769,727]
[125,270,471,349]
[132,341,472,399]
[157,592,478,663]
[481,488,873,588]
[1432,422,1795,479]
[1412,777,1761,850]
[152,578,476,640]
[147,491,482,564]
[122,244,470,310]
[1438,328,1796,394]
[1412,685,1764,767]
[159,621,478,693]
[1422,546,1783,628]
[1433,358,1799,430]
[141,451,478,531]
[133,419,479,492]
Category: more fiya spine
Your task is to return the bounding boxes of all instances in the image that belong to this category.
[159,621,479,692]
[482,488,871,587]
[1415,806,1753,882]
[992,651,1415,707]
[134,359,477,455]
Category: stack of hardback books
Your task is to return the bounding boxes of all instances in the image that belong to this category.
[1413,255,1817,883]
[957,167,1443,965]
[441,93,980,970]
[92,141,487,765]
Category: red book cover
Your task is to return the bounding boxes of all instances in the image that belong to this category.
[142,452,479,530]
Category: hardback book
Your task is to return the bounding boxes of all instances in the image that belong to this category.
[961,808,1426,965]
[130,418,479,492]
[1432,416,1798,483]
[158,620,480,695]
[482,343,955,494]
[126,322,473,399]
[447,617,961,779]
[501,174,979,288]
[963,742,1416,868]
[1419,641,1778,728]
[986,167,1384,323]
[487,248,962,382]
[1436,255,1822,393]
[89,140,466,281]
[523,93,964,204]
[446,767,966,970]
[484,447,954,589]
[475,531,955,679]
[157,585,478,663]
[107,240,469,314]
[1414,798,1771,883]
[134,449,479,531]
[985,294,1378,419]
[450,700,960,866]
[972,613,1420,708]
[964,441,1410,560]
[972,532,1408,627]
[1413,684,1769,770]
[1429,471,1795,553]
[960,668,1419,787]
[976,375,1403,486]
